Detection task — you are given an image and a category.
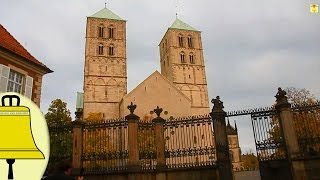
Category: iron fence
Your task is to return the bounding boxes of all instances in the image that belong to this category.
[251,109,287,161]
[164,115,216,168]
[47,122,73,174]
[81,118,128,174]
[292,102,320,159]
[138,122,156,170]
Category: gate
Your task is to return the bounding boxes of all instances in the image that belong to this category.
[250,108,292,179]
[226,88,320,180]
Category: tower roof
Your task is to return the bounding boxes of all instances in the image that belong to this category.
[169,18,198,31]
[89,8,125,21]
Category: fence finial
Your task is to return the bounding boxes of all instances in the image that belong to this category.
[154,106,163,117]
[127,102,137,114]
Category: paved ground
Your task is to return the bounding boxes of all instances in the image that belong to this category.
[234,170,261,180]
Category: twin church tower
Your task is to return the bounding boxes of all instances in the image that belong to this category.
[83,7,210,119]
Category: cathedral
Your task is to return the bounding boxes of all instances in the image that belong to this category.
[80,7,242,170]
[83,7,209,119]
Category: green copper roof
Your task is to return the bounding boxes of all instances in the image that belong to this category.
[169,18,198,31]
[89,8,124,21]
[76,92,84,109]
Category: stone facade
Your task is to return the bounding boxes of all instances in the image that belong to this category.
[120,71,192,119]
[83,16,127,119]
[226,121,242,171]
[159,28,210,115]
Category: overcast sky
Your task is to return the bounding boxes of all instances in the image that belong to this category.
[1,0,319,153]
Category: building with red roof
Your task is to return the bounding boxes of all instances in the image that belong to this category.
[0,24,52,106]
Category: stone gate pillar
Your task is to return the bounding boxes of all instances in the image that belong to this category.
[152,106,166,169]
[275,87,306,179]
[72,108,84,175]
[125,102,140,172]
[210,96,233,180]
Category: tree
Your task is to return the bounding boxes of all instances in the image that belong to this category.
[45,99,72,174]
[241,153,259,170]
[45,99,72,125]
[284,87,320,154]
[285,87,317,105]
[268,87,319,157]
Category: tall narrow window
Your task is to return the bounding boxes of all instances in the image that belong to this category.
[98,44,104,55]
[108,26,114,39]
[7,70,23,93]
[180,52,185,63]
[109,44,114,56]
[189,53,194,64]
[98,25,104,37]
[178,34,184,47]
[187,36,193,48]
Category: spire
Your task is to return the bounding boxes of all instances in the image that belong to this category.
[234,120,238,131]
[105,1,107,8]
[175,1,178,19]
[227,118,230,126]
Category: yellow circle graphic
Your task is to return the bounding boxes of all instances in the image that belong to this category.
[0,92,49,180]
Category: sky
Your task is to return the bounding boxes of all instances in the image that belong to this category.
[1,0,319,153]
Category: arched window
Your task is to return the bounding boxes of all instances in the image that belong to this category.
[187,35,193,48]
[189,53,194,64]
[98,24,105,37]
[108,25,114,39]
[178,34,184,47]
[180,52,185,63]
[98,44,104,55]
[108,44,114,56]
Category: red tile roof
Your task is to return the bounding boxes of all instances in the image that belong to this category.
[0,24,52,73]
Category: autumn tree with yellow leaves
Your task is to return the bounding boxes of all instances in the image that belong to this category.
[269,87,320,156]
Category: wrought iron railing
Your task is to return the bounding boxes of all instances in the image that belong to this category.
[292,102,320,158]
[81,118,129,174]
[138,122,156,170]
[47,122,73,174]
[164,115,216,168]
[251,109,287,161]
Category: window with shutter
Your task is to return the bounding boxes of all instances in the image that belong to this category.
[24,76,33,99]
[0,64,10,92]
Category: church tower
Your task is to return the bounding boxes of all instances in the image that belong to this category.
[83,8,127,119]
[159,18,210,115]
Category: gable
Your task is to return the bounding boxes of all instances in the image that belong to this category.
[122,71,190,101]
[120,71,192,118]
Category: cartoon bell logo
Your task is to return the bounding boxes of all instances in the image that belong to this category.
[0,95,44,179]
[310,4,319,13]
